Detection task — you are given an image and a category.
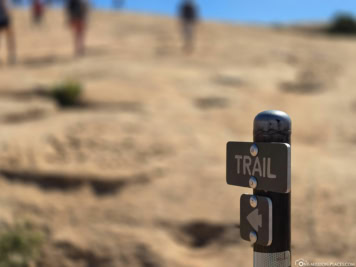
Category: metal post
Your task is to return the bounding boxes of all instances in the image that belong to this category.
[253,110,291,267]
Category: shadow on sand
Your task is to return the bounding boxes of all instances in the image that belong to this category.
[20,46,111,68]
[21,55,73,68]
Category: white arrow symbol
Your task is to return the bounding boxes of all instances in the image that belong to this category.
[247,209,262,232]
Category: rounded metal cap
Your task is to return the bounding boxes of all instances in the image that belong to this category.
[253,110,291,144]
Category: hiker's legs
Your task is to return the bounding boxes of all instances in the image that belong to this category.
[182,21,194,53]
[77,21,86,55]
[73,20,86,56]
[5,27,16,64]
[33,5,44,24]
[0,31,2,64]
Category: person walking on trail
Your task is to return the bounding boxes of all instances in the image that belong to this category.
[178,0,198,53]
[66,0,88,56]
[0,0,16,64]
[32,0,45,25]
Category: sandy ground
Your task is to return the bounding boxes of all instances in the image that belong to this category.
[0,8,355,267]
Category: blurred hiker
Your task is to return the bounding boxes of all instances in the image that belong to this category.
[32,0,44,24]
[178,0,198,53]
[0,0,16,64]
[66,0,88,56]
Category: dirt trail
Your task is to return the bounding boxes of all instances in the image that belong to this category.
[0,9,355,266]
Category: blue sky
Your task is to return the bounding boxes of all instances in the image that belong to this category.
[95,0,356,24]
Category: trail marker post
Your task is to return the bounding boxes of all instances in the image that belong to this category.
[226,110,291,267]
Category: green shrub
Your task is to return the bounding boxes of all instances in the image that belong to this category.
[51,80,83,107]
[328,14,356,35]
[0,222,44,267]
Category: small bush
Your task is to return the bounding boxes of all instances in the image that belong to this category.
[0,222,44,267]
[328,14,356,35]
[51,80,83,107]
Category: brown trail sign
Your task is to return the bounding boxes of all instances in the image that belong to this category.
[226,142,291,193]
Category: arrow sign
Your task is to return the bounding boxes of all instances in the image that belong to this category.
[240,194,273,246]
[247,209,262,231]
